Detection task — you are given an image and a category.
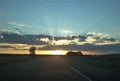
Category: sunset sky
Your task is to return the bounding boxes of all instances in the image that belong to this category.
[0,0,120,55]
[1,0,120,38]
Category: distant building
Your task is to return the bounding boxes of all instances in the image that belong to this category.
[66,51,83,56]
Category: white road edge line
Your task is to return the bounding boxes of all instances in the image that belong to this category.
[64,60,93,81]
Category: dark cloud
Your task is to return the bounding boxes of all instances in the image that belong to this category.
[0,32,120,54]
[0,45,16,49]
[39,43,120,54]
[38,43,120,51]
[0,31,120,54]
[0,31,120,45]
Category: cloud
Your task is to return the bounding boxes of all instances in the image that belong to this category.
[39,43,120,54]
[0,29,21,35]
[0,29,10,33]
[34,32,120,46]
[0,35,4,39]
[51,39,71,45]
[0,31,120,46]
[84,32,120,45]
[85,36,97,43]
[41,44,105,51]
[40,37,81,45]
[0,32,120,55]
[40,38,50,43]
[5,21,33,34]
[0,45,16,49]
[39,37,72,45]
[87,32,103,36]
[7,22,29,28]
[59,29,75,37]
[87,32,110,38]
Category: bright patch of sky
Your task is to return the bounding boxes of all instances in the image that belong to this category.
[0,0,120,39]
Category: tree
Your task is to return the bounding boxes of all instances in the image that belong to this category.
[29,47,36,56]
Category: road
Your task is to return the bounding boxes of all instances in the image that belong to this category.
[0,56,120,81]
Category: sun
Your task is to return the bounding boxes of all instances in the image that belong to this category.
[50,50,65,55]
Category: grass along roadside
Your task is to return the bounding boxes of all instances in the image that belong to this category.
[0,55,39,65]
[64,54,120,72]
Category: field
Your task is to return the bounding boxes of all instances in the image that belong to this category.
[64,54,120,72]
[0,54,39,64]
[0,54,120,72]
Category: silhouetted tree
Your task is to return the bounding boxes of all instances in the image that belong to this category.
[29,46,36,56]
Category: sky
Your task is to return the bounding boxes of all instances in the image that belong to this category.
[0,0,120,55]
[0,0,120,38]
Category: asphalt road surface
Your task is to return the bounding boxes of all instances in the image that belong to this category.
[0,56,120,81]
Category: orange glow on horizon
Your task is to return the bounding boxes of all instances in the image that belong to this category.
[49,50,66,55]
[37,50,68,55]
[0,47,99,55]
